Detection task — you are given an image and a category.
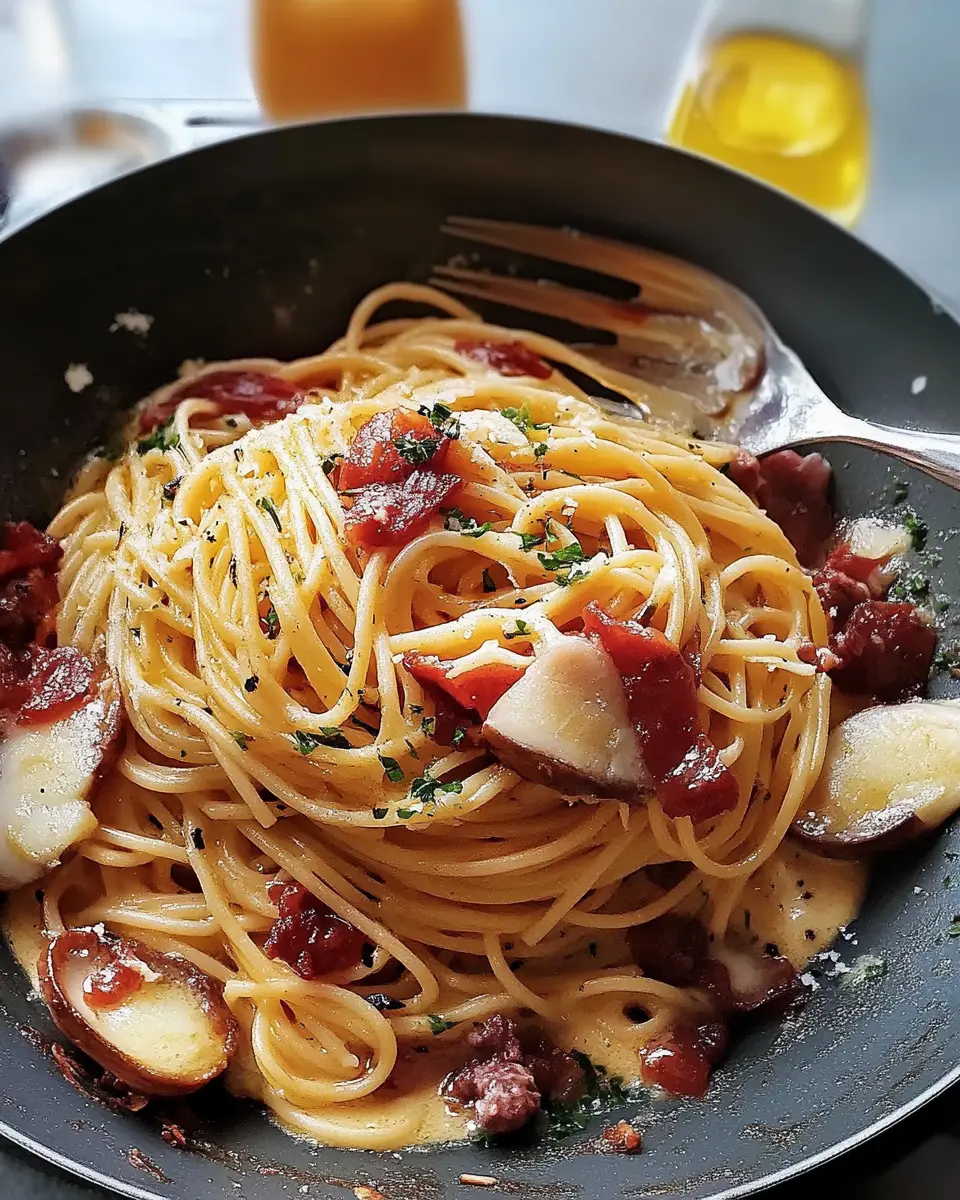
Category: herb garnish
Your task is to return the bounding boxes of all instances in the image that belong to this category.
[393,432,441,465]
[515,531,545,551]
[406,768,463,809]
[950,918,960,938]
[442,507,493,538]
[538,542,586,573]
[419,402,461,440]
[257,496,282,531]
[291,728,351,754]
[504,619,530,640]
[372,807,388,820]
[231,731,251,751]
[451,727,467,749]
[554,561,592,588]
[903,510,928,551]
[892,480,910,504]
[379,755,405,783]
[890,571,930,602]
[261,601,280,640]
[137,416,180,455]
[421,716,437,736]
[501,405,550,433]
[541,1051,632,1142]
[426,1014,457,1036]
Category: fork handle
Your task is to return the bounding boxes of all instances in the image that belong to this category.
[810,414,960,490]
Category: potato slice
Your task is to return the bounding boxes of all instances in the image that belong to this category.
[0,669,123,889]
[39,927,238,1096]
[482,635,648,798]
[793,700,960,856]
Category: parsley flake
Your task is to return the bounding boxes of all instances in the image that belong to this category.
[442,507,492,538]
[231,731,251,751]
[501,405,550,433]
[261,601,280,640]
[291,728,351,754]
[393,432,441,465]
[418,402,461,440]
[137,416,180,455]
[515,530,545,551]
[379,755,405,783]
[538,542,586,572]
[257,496,282,531]
[903,510,928,551]
[426,1014,457,1035]
[504,619,530,640]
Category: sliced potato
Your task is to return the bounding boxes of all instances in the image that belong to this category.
[793,700,960,857]
[482,635,649,798]
[39,926,238,1096]
[0,669,123,889]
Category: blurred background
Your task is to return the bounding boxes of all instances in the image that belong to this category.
[0,0,959,310]
[0,3,959,1198]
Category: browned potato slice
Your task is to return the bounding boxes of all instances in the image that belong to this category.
[39,927,238,1096]
[0,669,123,890]
[482,635,648,798]
[793,701,960,857]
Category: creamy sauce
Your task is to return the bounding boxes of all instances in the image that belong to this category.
[2,838,868,1148]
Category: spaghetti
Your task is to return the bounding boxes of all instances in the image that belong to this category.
[8,284,858,1148]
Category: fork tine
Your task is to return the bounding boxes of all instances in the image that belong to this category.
[443,215,766,342]
[430,264,653,338]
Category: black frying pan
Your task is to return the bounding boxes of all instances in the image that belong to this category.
[1,113,960,1200]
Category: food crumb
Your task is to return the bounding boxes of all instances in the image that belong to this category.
[64,363,93,393]
[911,375,928,395]
[354,1188,387,1200]
[601,1119,643,1154]
[459,1175,499,1188]
[110,309,154,336]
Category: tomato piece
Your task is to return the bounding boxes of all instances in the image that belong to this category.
[139,370,302,433]
[264,881,367,979]
[404,653,526,720]
[639,1020,728,1098]
[344,470,460,550]
[455,339,552,380]
[0,522,61,580]
[339,409,449,491]
[830,600,936,702]
[18,645,96,725]
[583,604,738,821]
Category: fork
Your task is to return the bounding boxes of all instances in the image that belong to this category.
[432,216,960,490]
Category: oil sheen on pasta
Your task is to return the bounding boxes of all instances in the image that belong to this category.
[3,284,865,1149]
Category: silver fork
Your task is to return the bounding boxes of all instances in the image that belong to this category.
[433,216,960,489]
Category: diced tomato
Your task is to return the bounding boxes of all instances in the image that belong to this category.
[639,1020,729,1098]
[823,543,880,584]
[264,881,367,979]
[583,604,738,822]
[339,409,449,491]
[455,339,552,380]
[403,652,526,720]
[18,646,96,725]
[83,952,146,1012]
[0,567,60,647]
[830,600,936,702]
[344,470,461,550]
[138,370,302,433]
[0,522,61,580]
[727,449,834,568]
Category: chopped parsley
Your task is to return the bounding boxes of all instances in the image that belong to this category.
[162,476,182,502]
[244,675,259,693]
[538,542,586,572]
[372,807,389,820]
[257,496,282,531]
[515,530,545,551]
[137,416,180,455]
[421,716,437,736]
[418,402,461,440]
[408,768,463,807]
[541,1051,632,1142]
[426,1014,457,1036]
[504,619,530,640]
[904,510,928,551]
[451,727,467,749]
[481,567,497,593]
[889,571,929,602]
[892,480,910,504]
[261,601,280,640]
[442,507,492,538]
[231,731,250,751]
[950,918,960,938]
[533,441,548,461]
[554,561,593,588]
[350,713,379,736]
[379,755,405,783]
[841,953,887,986]
[501,405,550,433]
[393,432,441,465]
[291,728,351,754]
